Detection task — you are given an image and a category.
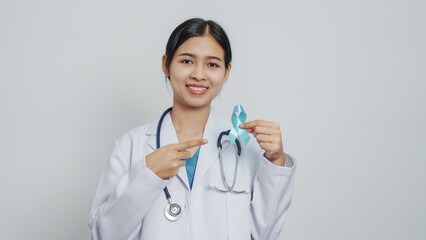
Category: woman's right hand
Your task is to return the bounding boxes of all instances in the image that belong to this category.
[145,139,208,179]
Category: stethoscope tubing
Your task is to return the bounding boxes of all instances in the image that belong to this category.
[156,107,174,204]
[156,107,249,221]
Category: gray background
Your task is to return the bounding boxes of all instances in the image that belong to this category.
[1,0,425,239]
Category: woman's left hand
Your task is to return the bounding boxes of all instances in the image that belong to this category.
[240,120,285,166]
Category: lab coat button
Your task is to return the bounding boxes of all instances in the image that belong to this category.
[192,201,200,210]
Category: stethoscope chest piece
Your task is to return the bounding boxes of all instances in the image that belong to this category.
[157,107,247,222]
[164,203,182,221]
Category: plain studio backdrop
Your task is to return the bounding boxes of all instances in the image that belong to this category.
[0,0,425,239]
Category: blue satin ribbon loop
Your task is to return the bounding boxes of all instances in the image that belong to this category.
[229,105,250,146]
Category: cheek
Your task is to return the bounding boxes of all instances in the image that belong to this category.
[210,74,227,87]
[212,80,225,89]
[169,64,190,81]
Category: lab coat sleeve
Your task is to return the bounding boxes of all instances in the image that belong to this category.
[89,136,169,240]
[250,153,297,240]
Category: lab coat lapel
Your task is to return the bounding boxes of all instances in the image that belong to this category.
[146,114,158,153]
[146,111,190,189]
[192,108,228,189]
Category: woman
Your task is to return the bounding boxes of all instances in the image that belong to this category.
[90,18,297,240]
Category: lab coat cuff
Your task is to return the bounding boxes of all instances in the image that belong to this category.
[138,163,169,189]
[129,157,169,189]
[259,153,296,176]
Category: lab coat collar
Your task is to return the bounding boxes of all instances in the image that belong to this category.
[145,107,230,190]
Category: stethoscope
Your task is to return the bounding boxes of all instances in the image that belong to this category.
[157,107,249,222]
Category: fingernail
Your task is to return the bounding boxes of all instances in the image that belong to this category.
[202,139,208,143]
[240,123,245,128]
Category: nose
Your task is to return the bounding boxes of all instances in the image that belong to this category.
[190,63,206,81]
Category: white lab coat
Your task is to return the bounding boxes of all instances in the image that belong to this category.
[89,108,297,240]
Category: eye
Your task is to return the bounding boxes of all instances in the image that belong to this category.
[181,59,192,64]
[208,63,219,68]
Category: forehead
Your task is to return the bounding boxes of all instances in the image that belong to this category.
[175,34,225,59]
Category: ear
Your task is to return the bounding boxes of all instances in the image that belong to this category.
[223,63,232,83]
[162,54,169,77]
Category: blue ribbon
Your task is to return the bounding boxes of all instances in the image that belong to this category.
[229,105,250,145]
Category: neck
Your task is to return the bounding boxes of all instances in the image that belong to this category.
[170,103,211,140]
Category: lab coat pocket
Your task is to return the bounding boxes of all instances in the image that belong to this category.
[225,191,251,240]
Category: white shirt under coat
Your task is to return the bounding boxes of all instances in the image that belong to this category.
[89,108,297,240]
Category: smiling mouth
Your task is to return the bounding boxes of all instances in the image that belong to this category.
[186,84,209,95]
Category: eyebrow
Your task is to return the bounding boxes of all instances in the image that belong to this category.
[178,53,223,62]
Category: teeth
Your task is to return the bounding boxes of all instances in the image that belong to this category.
[188,86,207,91]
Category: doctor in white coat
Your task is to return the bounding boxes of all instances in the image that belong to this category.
[89,18,297,240]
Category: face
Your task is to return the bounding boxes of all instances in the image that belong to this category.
[162,34,231,110]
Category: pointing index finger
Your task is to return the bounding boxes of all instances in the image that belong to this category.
[175,139,208,151]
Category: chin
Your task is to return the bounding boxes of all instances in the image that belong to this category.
[181,99,213,109]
